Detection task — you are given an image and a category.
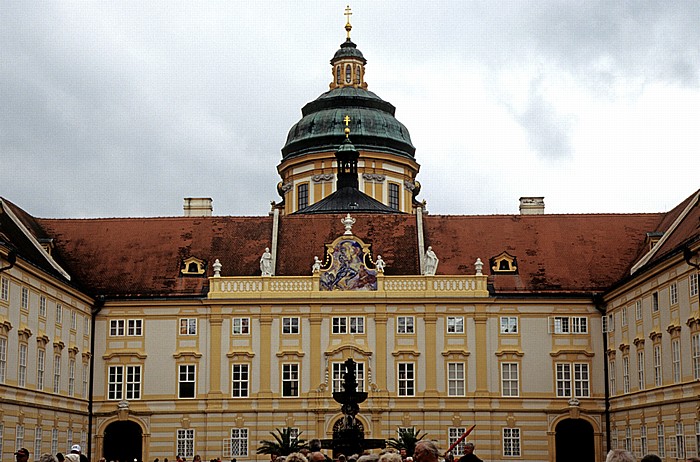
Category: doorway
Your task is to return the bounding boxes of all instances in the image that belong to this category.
[103,420,143,462]
[555,418,594,462]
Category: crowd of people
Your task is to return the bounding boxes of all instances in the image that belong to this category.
[607,449,700,462]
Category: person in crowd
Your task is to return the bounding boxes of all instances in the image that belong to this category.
[457,443,482,462]
[40,454,58,462]
[56,453,65,462]
[399,449,408,462]
[379,452,402,462]
[686,458,700,462]
[414,441,440,462]
[71,445,89,462]
[193,455,201,462]
[640,456,661,462]
[606,449,636,462]
[308,453,326,462]
[285,453,308,462]
[65,454,80,462]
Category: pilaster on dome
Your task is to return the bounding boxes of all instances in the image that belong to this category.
[330,6,368,90]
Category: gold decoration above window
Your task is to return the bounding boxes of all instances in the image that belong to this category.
[181,257,206,275]
[490,251,518,274]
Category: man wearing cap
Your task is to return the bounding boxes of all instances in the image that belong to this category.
[71,444,89,462]
[16,448,30,462]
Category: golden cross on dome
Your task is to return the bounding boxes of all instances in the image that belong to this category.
[344,5,352,39]
[343,115,351,138]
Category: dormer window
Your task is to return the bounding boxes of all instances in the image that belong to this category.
[181,257,206,275]
[490,252,518,274]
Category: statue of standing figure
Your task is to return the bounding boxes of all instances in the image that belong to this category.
[423,246,439,275]
[260,247,273,276]
[375,255,386,273]
[311,256,322,274]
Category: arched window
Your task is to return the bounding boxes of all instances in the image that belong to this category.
[336,66,341,84]
[345,64,352,83]
[355,66,361,84]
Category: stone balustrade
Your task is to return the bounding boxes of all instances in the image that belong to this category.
[208,274,489,299]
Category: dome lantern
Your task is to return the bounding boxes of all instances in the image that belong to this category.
[330,6,367,90]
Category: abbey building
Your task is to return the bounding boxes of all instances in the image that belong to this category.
[1,10,699,462]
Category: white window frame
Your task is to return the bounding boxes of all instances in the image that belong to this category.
[447,316,464,334]
[179,318,197,336]
[635,300,642,320]
[282,317,300,334]
[501,362,519,397]
[332,316,365,334]
[70,310,77,330]
[125,364,141,399]
[0,337,7,383]
[16,424,24,454]
[282,363,299,397]
[232,317,250,335]
[349,316,364,334]
[56,304,63,324]
[550,316,588,334]
[574,363,590,398]
[53,354,61,393]
[18,343,27,387]
[0,277,8,301]
[609,359,616,395]
[126,319,142,336]
[625,426,632,452]
[653,344,662,387]
[676,422,685,459]
[68,358,75,396]
[500,316,518,334]
[447,362,465,396]
[230,428,248,457]
[657,423,665,457]
[332,317,347,334]
[39,296,47,317]
[640,424,648,457]
[672,338,681,383]
[108,365,124,400]
[109,319,125,336]
[51,428,58,455]
[556,363,571,397]
[34,426,42,460]
[621,306,628,327]
[232,363,249,398]
[37,349,45,390]
[690,272,699,297]
[177,429,195,459]
[652,291,659,312]
[397,362,415,396]
[693,333,700,381]
[670,282,678,305]
[82,362,89,397]
[622,357,630,394]
[637,351,645,390]
[178,364,196,399]
[397,316,414,334]
[503,427,521,457]
[448,427,467,456]
[21,287,29,310]
[332,361,365,393]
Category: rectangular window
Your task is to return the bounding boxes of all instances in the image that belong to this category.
[448,428,467,456]
[82,363,89,397]
[501,363,519,397]
[693,333,700,381]
[18,343,27,387]
[332,361,365,393]
[447,362,465,396]
[652,292,659,312]
[282,317,299,334]
[500,316,518,333]
[51,428,58,455]
[68,359,75,396]
[179,364,196,398]
[621,306,628,327]
[625,426,632,452]
[53,355,61,393]
[176,429,195,459]
[676,422,685,459]
[556,363,571,397]
[574,363,590,397]
[670,282,678,305]
[37,349,45,390]
[21,287,29,310]
[34,427,42,460]
[641,425,648,457]
[696,422,700,459]
[609,359,616,395]
[350,317,364,334]
[622,357,630,394]
[127,319,142,336]
[397,316,414,334]
[388,183,400,210]
[179,318,197,335]
[230,428,249,457]
[447,316,464,334]
[70,310,77,330]
[398,362,415,396]
[84,315,90,334]
[232,317,250,335]
[0,277,8,300]
[56,304,63,324]
[332,317,347,334]
[691,273,699,297]
[67,429,73,451]
[0,337,6,383]
[126,365,141,400]
[503,428,521,457]
[282,363,299,397]
[552,316,587,334]
[16,425,24,453]
[635,300,642,320]
[108,365,124,400]
[637,351,645,390]
[297,183,308,210]
[232,364,249,398]
[672,339,681,383]
[109,319,124,336]
[654,345,662,387]
[39,296,47,317]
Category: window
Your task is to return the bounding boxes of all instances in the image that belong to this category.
[82,363,89,397]
[282,363,299,397]
[388,183,400,210]
[108,365,141,400]
[21,287,28,310]
[127,319,142,336]
[696,422,700,459]
[672,339,681,383]
[652,292,659,312]
[84,315,90,334]
[447,362,465,396]
[448,428,467,455]
[555,362,589,398]
[336,66,341,84]
[500,316,518,333]
[68,359,75,396]
[397,316,414,334]
[691,273,699,297]
[180,318,197,335]
[282,317,299,334]
[53,354,61,393]
[0,277,8,300]
[609,360,616,395]
[501,363,519,397]
[16,425,24,453]
[637,351,645,390]
[230,428,249,457]
[622,357,630,394]
[67,429,73,451]
[179,364,196,398]
[398,362,415,396]
[232,364,249,398]
[657,424,665,458]
[653,345,662,387]
[355,66,361,84]
[177,429,195,459]
[70,310,77,330]
[56,304,63,324]
[640,425,648,457]
[503,428,521,457]
[332,317,364,334]
[447,317,464,334]
[18,344,27,387]
[621,306,628,327]
[297,184,308,210]
[0,337,6,383]
[345,64,352,84]
[693,333,700,380]
[39,296,47,317]
[551,316,587,334]
[110,319,124,336]
[232,317,250,335]
[332,317,347,334]
[349,316,364,334]
[676,422,685,459]
[625,426,632,452]
[332,361,365,393]
[126,365,142,399]
[670,282,678,305]
[51,428,58,455]
[34,427,42,460]
[556,363,571,397]
[635,300,642,320]
[37,349,45,390]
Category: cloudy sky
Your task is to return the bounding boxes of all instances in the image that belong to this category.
[2,1,699,218]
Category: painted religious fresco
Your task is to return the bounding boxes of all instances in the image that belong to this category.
[320,238,377,291]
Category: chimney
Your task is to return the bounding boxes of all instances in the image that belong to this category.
[184,197,213,217]
[519,197,544,215]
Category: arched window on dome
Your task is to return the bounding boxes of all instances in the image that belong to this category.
[336,66,341,84]
[355,66,361,84]
[345,64,352,84]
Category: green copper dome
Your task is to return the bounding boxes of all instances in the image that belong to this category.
[281,87,416,160]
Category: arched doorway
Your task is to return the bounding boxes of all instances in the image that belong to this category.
[555,418,594,462]
[103,421,143,462]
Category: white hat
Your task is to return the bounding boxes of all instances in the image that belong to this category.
[71,445,81,453]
